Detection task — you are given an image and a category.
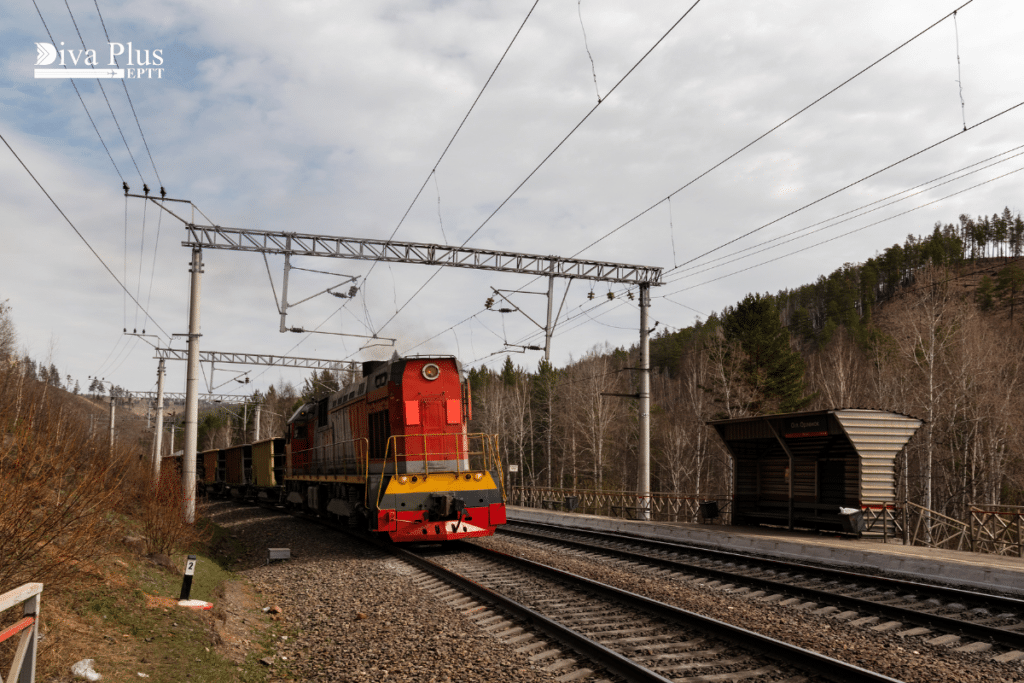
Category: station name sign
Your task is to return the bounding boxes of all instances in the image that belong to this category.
[784,418,828,439]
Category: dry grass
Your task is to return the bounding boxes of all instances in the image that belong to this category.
[0,359,244,680]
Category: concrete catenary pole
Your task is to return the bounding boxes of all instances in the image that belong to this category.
[638,282,651,521]
[543,273,555,362]
[152,359,165,483]
[108,395,116,454]
[183,247,203,523]
[254,403,261,441]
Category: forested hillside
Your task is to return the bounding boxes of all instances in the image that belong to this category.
[469,208,1024,523]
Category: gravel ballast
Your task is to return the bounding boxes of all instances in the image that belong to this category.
[478,533,1024,683]
[205,503,561,683]
[204,501,1024,682]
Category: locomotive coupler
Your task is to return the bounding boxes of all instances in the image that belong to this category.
[427,492,467,521]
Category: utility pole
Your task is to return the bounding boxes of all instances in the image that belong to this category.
[183,247,203,524]
[638,282,651,521]
[152,359,165,483]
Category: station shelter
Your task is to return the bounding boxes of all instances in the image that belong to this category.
[708,409,922,534]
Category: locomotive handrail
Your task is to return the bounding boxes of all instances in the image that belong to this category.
[373,432,501,511]
[0,582,42,683]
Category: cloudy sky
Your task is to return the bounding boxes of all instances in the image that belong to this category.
[2,0,1022,400]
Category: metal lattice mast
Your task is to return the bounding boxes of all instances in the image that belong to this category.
[181,225,661,285]
[153,348,358,371]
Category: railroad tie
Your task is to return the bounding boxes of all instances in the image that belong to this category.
[953,641,992,654]
[992,650,1024,663]
[925,634,962,647]
[870,621,903,632]
[895,627,932,637]
[555,667,594,683]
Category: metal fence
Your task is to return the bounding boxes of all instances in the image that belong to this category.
[513,488,1023,557]
[0,582,41,683]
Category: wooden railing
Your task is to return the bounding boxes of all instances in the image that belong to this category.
[513,489,1022,557]
[511,487,732,525]
[0,582,42,683]
[970,505,1024,557]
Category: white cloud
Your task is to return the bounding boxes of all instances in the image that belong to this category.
[2,0,1022,396]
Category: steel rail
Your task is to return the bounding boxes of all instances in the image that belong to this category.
[236,502,898,681]
[376,540,673,683]
[506,520,1024,608]
[452,543,903,683]
[502,522,1024,650]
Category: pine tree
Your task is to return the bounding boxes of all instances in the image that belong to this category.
[722,293,812,413]
[976,275,995,311]
[995,264,1024,322]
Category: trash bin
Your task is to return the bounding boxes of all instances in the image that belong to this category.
[564,496,580,513]
[698,500,719,522]
[839,507,866,533]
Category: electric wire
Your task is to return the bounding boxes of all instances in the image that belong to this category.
[92,0,163,186]
[569,0,979,260]
[659,163,1024,297]
[31,0,124,182]
[1,130,172,342]
[269,0,544,356]
[664,98,1024,276]
[578,0,601,102]
[63,0,145,183]
[666,144,1024,282]
[374,0,705,338]
[133,199,147,330]
[953,10,967,131]
[143,202,165,332]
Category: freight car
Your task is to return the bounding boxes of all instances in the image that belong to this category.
[197,447,223,497]
[284,355,506,542]
[251,437,286,503]
[224,443,252,500]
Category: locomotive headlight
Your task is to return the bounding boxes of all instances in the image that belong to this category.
[398,475,409,484]
[422,363,440,381]
[473,472,484,481]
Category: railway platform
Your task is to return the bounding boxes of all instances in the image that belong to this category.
[506,506,1024,597]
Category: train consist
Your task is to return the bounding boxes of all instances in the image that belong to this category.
[195,355,507,542]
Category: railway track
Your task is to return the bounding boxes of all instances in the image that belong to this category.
[496,520,1024,662]
[382,539,902,683]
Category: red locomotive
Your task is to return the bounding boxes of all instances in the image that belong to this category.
[284,355,506,541]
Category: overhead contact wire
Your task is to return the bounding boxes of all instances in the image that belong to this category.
[92,0,164,185]
[290,0,544,353]
[31,0,125,183]
[64,0,145,183]
[1,130,171,342]
[667,99,1024,274]
[379,0,706,341]
[571,0,978,259]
